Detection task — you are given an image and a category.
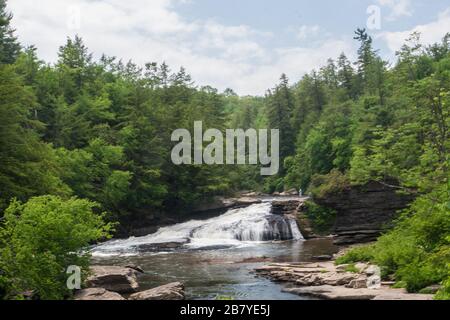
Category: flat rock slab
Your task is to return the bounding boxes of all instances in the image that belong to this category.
[372,292,434,300]
[87,266,139,294]
[283,285,379,300]
[129,282,185,300]
[74,288,125,300]
[283,285,433,300]
[257,261,435,300]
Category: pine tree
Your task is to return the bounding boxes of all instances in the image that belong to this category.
[0,0,20,64]
[267,74,295,168]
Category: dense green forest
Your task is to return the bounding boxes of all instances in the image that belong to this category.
[0,0,448,299]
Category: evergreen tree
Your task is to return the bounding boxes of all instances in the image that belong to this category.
[0,0,20,65]
[267,74,295,168]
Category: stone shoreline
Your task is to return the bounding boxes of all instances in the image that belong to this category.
[254,261,434,300]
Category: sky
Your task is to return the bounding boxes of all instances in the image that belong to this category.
[7,0,450,96]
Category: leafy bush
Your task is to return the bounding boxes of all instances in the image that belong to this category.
[435,277,450,300]
[345,264,360,274]
[0,196,113,300]
[335,245,375,265]
[303,201,337,234]
[309,169,351,199]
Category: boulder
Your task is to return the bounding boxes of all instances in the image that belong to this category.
[365,265,381,276]
[87,266,139,294]
[355,263,368,273]
[74,288,125,301]
[129,282,185,300]
[419,284,441,294]
[346,278,368,289]
[280,189,299,196]
[234,197,262,206]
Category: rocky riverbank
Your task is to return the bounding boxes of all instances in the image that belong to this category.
[254,258,434,300]
[74,266,185,300]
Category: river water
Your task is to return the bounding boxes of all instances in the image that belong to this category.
[91,200,338,300]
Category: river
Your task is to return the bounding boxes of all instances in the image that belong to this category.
[91,200,338,300]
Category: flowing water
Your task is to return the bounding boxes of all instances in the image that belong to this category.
[91,200,338,300]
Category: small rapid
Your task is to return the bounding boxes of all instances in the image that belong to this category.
[91,202,303,257]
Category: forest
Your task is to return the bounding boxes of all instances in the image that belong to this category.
[0,0,448,300]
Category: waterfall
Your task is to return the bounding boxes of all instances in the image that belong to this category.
[92,202,303,257]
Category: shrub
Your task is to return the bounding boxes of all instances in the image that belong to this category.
[435,277,450,300]
[335,245,375,265]
[345,264,360,273]
[309,169,350,199]
[303,201,336,234]
[0,196,114,300]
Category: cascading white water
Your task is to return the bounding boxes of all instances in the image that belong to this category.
[91,202,303,257]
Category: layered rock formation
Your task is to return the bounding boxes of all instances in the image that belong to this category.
[314,181,415,245]
[271,199,318,239]
[255,262,433,300]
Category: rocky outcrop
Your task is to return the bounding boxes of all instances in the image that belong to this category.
[74,288,126,300]
[255,262,364,287]
[314,181,415,245]
[280,189,299,196]
[271,199,318,239]
[271,200,301,215]
[118,196,262,238]
[255,262,434,300]
[136,240,190,253]
[190,196,262,214]
[86,266,139,294]
[129,282,185,300]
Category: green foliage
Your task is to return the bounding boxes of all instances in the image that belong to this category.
[0,196,113,300]
[0,65,69,210]
[337,183,449,295]
[302,201,337,234]
[0,5,449,300]
[345,264,360,274]
[0,0,20,64]
[335,246,375,265]
[309,170,351,199]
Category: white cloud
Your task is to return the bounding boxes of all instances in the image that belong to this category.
[377,0,413,21]
[296,25,321,41]
[7,0,353,95]
[379,8,450,53]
